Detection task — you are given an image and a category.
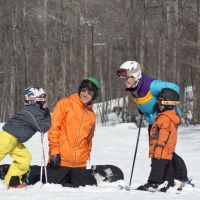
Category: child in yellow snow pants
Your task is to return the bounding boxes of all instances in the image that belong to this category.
[0,85,51,187]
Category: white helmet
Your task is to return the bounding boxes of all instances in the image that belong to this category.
[119,61,142,81]
[22,86,47,105]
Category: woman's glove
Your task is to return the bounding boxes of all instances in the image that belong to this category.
[50,154,61,168]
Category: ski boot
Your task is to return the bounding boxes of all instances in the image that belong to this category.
[137,182,159,192]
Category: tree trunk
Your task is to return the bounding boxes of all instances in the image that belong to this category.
[43,0,48,93]
[140,0,147,66]
[192,0,200,123]
[10,2,17,116]
[84,0,89,77]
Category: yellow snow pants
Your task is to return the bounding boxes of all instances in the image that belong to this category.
[0,130,32,186]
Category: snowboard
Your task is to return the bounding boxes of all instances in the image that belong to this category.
[91,164,124,183]
[0,164,124,185]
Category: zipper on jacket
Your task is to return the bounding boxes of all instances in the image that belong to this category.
[72,107,86,166]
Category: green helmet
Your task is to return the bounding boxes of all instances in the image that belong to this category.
[86,77,100,90]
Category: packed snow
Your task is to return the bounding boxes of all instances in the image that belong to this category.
[0,122,200,200]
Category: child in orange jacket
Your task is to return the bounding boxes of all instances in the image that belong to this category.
[137,88,180,192]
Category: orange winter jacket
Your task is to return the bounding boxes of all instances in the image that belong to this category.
[48,93,96,167]
[149,110,180,160]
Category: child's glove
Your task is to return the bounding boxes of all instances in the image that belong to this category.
[50,154,61,168]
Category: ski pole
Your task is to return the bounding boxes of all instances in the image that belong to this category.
[129,115,143,186]
[40,132,48,183]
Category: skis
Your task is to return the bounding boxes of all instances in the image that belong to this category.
[119,178,195,194]
[119,181,168,192]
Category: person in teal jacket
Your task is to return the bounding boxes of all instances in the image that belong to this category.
[117,60,189,183]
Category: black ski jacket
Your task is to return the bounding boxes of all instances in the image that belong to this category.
[2,105,51,143]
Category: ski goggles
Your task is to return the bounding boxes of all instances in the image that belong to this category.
[157,98,180,106]
[24,95,47,102]
[117,69,128,78]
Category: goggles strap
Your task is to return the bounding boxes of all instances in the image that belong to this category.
[24,96,47,102]
[160,100,180,106]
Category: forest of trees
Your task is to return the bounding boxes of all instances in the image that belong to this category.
[0,0,200,124]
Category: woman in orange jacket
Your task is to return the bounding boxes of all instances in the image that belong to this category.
[47,77,100,187]
[137,88,180,192]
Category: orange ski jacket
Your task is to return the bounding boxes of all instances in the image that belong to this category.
[149,110,180,160]
[48,93,96,167]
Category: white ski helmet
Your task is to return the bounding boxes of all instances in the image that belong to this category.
[22,86,47,105]
[118,61,142,81]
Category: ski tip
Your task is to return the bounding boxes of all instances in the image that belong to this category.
[118,185,131,191]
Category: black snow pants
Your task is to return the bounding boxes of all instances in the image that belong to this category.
[46,164,97,187]
[148,158,174,187]
[172,152,188,181]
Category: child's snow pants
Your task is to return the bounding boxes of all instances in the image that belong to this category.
[0,130,32,186]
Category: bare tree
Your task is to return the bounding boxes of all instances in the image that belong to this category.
[0,0,200,124]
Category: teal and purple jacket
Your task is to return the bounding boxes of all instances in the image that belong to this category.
[128,73,181,125]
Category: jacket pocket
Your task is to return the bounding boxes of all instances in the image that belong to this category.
[153,144,164,159]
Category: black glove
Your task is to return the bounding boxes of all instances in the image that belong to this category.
[50,154,61,168]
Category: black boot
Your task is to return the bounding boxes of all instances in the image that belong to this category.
[137,182,159,192]
[159,185,169,192]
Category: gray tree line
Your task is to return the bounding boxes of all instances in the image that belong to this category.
[0,0,200,124]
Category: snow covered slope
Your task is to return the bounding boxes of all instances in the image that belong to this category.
[0,123,200,200]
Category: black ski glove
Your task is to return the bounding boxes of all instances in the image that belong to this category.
[50,154,61,168]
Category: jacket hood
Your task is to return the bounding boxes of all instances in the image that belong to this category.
[159,110,180,125]
[68,93,93,110]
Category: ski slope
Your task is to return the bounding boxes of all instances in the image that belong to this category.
[0,122,200,200]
